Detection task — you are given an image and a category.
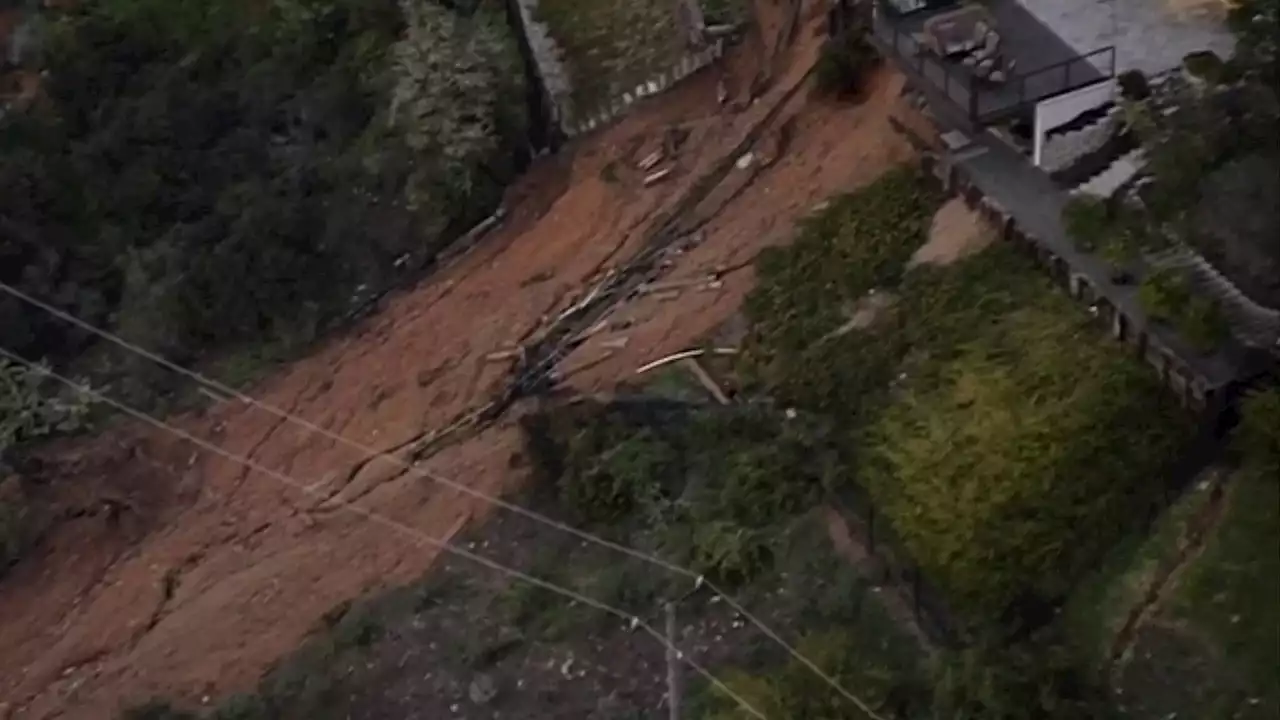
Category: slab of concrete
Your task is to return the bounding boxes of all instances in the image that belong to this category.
[1015,0,1235,75]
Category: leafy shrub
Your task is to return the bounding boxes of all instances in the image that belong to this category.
[0,358,91,456]
[526,402,836,585]
[1178,295,1231,351]
[1061,196,1111,252]
[1183,50,1227,84]
[814,30,881,98]
[1117,69,1151,100]
[1138,267,1194,320]
[859,247,1193,620]
[1138,267,1229,351]
[932,630,1114,720]
[1235,387,1280,477]
[390,1,527,210]
[739,169,1194,624]
[696,631,924,719]
[0,0,528,408]
[741,166,940,403]
[557,427,674,526]
[1,357,91,573]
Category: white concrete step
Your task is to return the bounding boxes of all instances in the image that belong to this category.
[1041,108,1120,173]
[1074,148,1146,198]
[1147,246,1280,347]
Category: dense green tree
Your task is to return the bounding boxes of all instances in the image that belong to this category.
[0,0,529,405]
[1235,387,1280,477]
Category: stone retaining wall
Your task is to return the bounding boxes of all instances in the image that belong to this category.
[563,38,726,138]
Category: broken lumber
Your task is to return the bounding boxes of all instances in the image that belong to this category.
[644,167,674,187]
[682,357,730,405]
[485,348,523,363]
[639,149,666,171]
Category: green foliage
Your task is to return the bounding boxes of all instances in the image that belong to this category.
[1235,387,1280,477]
[815,28,881,98]
[1061,196,1110,252]
[1177,295,1231,351]
[741,166,940,409]
[557,426,676,525]
[1062,196,1168,267]
[391,1,527,210]
[0,357,90,454]
[1138,267,1193,320]
[736,168,1192,623]
[1138,267,1230,352]
[932,631,1114,720]
[696,631,923,720]
[861,288,1190,617]
[1166,472,1280,716]
[0,0,528,407]
[1119,0,1279,306]
[534,0,685,112]
[1228,0,1278,87]
[526,402,836,585]
[1,357,91,572]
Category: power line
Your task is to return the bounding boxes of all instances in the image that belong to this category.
[0,281,886,720]
[0,344,770,720]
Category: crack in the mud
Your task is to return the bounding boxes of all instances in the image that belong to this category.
[1107,474,1228,676]
[220,56,824,537]
[370,59,824,478]
[223,384,312,498]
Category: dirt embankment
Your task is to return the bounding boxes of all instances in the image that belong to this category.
[0,3,923,717]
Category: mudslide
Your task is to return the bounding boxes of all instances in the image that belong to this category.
[0,3,922,717]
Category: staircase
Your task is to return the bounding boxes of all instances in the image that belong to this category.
[1073,147,1146,198]
[1148,247,1280,349]
[1040,105,1121,174]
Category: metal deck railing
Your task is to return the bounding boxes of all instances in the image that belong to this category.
[866,6,1116,125]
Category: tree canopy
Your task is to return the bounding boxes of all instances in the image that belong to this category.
[0,0,529,405]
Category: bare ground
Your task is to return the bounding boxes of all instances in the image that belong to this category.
[909,197,994,269]
[0,3,921,717]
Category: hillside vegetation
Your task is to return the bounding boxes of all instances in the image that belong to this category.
[123,168,1204,720]
[740,169,1193,627]
[0,0,529,407]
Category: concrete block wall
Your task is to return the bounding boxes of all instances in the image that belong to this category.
[920,150,1228,415]
[562,38,727,138]
[513,0,575,135]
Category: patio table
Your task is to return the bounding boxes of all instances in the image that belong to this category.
[920,4,998,58]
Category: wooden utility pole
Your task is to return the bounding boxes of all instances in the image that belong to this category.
[664,602,683,720]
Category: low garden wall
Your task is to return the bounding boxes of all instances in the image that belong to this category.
[911,144,1241,419]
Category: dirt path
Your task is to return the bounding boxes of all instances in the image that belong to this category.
[0,4,921,717]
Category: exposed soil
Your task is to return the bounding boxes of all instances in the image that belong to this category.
[909,198,994,269]
[0,2,921,717]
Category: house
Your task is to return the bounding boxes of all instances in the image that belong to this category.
[841,0,1271,413]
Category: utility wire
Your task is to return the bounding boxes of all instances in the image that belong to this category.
[0,344,770,720]
[0,281,886,720]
